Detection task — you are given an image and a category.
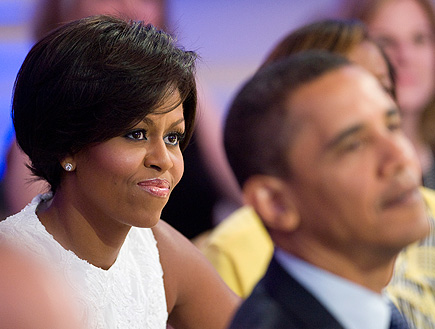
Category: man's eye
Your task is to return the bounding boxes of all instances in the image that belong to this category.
[125,130,147,140]
[343,140,363,153]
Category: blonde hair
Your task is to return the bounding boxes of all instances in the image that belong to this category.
[261,19,368,69]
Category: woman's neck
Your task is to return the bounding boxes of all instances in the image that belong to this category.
[401,113,433,173]
[36,191,130,270]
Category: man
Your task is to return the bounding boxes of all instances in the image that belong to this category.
[224,51,430,329]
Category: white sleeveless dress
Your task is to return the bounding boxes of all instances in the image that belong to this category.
[0,193,168,329]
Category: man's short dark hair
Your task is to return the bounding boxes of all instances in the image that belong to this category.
[224,50,351,187]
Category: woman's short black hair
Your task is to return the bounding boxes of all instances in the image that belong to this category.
[12,15,198,193]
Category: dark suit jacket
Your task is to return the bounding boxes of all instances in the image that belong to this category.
[228,256,346,329]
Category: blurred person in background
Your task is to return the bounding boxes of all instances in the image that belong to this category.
[343,3,435,326]
[346,0,435,189]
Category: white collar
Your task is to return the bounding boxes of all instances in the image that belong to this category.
[275,248,391,329]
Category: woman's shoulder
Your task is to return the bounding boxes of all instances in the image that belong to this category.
[151,220,200,283]
[151,220,208,278]
[152,220,240,329]
[152,219,191,250]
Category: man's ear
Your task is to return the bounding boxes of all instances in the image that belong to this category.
[243,175,299,232]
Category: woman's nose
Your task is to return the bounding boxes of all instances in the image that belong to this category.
[143,140,173,172]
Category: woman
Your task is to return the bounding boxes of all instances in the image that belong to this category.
[0,15,238,329]
[346,0,435,188]
[3,0,241,239]
[261,18,395,97]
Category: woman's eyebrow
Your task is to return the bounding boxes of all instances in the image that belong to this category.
[169,118,185,129]
[140,117,185,129]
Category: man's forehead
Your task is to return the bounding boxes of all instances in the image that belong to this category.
[287,65,393,121]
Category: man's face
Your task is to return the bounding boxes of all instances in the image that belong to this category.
[284,66,429,260]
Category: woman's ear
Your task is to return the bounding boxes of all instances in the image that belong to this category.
[60,156,76,172]
[243,175,299,232]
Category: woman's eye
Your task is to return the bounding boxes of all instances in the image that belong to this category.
[164,132,184,146]
[125,130,147,140]
[388,123,401,132]
[413,32,433,46]
[387,116,402,132]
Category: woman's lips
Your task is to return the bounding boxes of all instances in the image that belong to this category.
[137,179,170,198]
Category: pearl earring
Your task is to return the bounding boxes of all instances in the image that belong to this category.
[64,163,73,171]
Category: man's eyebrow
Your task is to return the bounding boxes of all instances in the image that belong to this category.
[324,124,364,150]
[324,107,399,150]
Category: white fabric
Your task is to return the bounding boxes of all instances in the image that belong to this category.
[275,248,390,329]
[0,193,168,329]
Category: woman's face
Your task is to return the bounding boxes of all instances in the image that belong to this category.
[346,40,394,97]
[62,0,165,28]
[68,94,185,229]
[367,0,435,115]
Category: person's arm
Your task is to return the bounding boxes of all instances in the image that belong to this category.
[153,220,240,329]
